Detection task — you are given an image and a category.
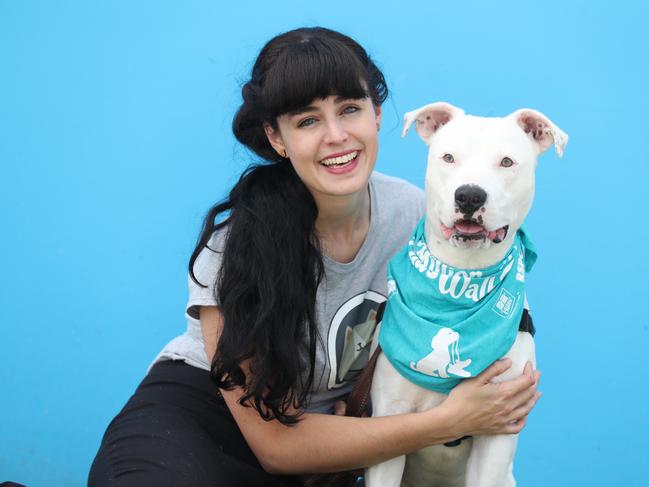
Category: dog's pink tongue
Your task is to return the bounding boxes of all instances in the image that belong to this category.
[455,221,484,234]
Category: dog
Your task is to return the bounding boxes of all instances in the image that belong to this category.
[365,102,568,487]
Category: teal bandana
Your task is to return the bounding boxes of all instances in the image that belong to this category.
[379,218,537,393]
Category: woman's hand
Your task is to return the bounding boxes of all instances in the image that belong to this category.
[437,358,541,439]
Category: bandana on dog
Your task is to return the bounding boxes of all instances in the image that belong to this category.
[378,218,537,393]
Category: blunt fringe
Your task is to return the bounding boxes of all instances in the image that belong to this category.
[189,27,388,425]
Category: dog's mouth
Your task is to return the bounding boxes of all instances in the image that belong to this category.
[441,219,509,244]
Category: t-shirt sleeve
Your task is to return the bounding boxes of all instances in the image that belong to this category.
[186,230,227,320]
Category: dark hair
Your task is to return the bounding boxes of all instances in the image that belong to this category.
[189,27,388,425]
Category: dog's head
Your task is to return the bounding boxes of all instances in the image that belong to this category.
[403,102,568,254]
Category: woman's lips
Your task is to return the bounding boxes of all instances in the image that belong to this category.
[320,150,360,174]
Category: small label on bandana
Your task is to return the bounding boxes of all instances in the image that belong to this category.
[379,219,537,393]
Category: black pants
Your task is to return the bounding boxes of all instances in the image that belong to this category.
[88,360,301,487]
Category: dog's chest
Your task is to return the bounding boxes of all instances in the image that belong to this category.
[401,440,472,487]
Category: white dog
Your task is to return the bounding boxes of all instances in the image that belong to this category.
[365,102,568,487]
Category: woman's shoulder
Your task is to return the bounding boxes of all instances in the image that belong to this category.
[186,227,229,318]
[370,171,426,216]
[371,171,424,196]
[193,228,228,274]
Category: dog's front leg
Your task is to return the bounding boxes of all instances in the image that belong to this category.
[365,455,407,487]
[465,433,518,487]
[464,331,535,487]
[365,353,421,487]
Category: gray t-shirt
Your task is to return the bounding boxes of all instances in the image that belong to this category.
[152,172,425,413]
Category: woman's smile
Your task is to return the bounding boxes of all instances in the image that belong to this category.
[319,149,361,174]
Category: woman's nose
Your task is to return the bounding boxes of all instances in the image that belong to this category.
[323,119,348,144]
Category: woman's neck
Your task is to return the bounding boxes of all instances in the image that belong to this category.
[314,185,371,264]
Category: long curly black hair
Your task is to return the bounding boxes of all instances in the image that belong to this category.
[189,27,388,425]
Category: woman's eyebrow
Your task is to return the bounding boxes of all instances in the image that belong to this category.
[287,96,360,117]
[287,105,318,116]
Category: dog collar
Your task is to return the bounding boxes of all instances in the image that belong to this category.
[378,218,537,393]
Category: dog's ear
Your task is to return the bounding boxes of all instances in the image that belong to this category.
[402,102,464,144]
[507,109,569,157]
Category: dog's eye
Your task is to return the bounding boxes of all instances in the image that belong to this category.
[443,153,455,163]
[500,157,514,168]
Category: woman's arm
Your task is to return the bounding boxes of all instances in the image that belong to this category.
[200,306,540,475]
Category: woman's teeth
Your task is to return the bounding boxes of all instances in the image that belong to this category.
[320,151,358,166]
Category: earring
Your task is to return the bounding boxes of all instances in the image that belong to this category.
[281,149,287,158]
[376,122,381,132]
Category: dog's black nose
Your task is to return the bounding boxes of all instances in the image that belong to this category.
[455,185,487,215]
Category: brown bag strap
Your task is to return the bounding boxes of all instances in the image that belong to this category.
[344,300,386,418]
[344,344,382,418]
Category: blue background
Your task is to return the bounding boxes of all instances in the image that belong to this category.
[2,1,647,485]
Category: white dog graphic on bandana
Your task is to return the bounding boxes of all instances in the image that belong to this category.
[409,328,472,378]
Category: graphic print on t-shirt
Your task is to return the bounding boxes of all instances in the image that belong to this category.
[327,290,386,389]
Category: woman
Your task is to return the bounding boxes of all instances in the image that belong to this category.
[89,27,540,487]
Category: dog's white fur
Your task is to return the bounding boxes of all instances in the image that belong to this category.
[366,102,567,487]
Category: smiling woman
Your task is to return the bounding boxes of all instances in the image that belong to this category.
[88,26,540,487]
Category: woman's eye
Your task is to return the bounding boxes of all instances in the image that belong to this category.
[442,153,455,163]
[500,157,514,168]
[342,105,360,115]
[297,117,317,128]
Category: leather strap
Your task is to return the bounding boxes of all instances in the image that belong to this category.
[519,308,535,336]
[344,301,386,418]
[345,345,382,418]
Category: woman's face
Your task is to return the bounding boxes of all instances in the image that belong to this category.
[265,95,382,202]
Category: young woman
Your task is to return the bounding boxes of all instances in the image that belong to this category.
[89,27,540,487]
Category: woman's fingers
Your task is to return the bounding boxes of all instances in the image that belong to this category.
[508,371,541,411]
[499,363,538,397]
[523,361,533,377]
[333,400,347,416]
[503,415,527,435]
[499,392,542,435]
[477,358,512,384]
[507,392,542,424]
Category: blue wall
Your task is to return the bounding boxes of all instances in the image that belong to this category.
[1,1,647,485]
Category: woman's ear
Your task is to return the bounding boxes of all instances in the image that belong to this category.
[263,123,287,158]
[374,104,383,131]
